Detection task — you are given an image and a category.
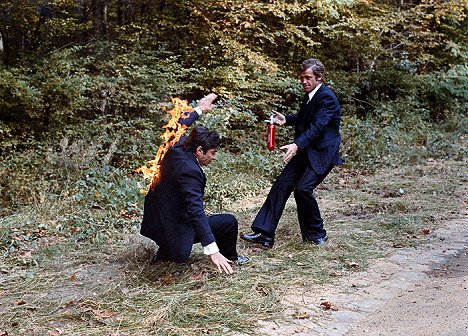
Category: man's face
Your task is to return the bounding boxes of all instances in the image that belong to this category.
[196,147,217,166]
[299,67,322,94]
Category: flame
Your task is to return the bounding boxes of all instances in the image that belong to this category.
[136,97,193,193]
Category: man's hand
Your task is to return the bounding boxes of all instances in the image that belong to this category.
[197,93,218,113]
[209,252,234,274]
[273,111,286,125]
[280,143,299,163]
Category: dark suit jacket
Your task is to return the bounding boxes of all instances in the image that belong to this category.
[140,111,215,262]
[286,84,343,174]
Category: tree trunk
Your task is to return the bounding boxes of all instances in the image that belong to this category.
[0,29,10,66]
[0,30,3,65]
[157,0,166,12]
[102,2,108,35]
[92,0,108,36]
[117,0,123,25]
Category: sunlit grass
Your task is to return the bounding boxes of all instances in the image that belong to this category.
[0,158,465,335]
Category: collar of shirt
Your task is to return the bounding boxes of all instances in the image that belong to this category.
[195,157,206,175]
[307,83,322,103]
[194,106,203,115]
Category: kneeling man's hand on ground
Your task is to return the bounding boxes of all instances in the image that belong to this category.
[210,252,233,274]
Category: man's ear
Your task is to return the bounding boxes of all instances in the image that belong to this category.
[195,146,204,156]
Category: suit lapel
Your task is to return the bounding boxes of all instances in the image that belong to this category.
[301,94,309,108]
[302,85,326,116]
[199,164,207,185]
[309,85,325,106]
[299,94,309,115]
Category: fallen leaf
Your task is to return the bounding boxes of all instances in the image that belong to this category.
[294,326,309,333]
[189,272,205,281]
[160,274,173,285]
[320,301,332,309]
[19,251,32,258]
[92,309,116,320]
[62,300,75,308]
[255,285,269,296]
[320,301,338,311]
[292,311,310,319]
[422,228,432,235]
[16,299,27,305]
[70,227,80,234]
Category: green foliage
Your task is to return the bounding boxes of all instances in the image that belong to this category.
[419,64,468,121]
[0,148,52,213]
[0,54,84,133]
[340,92,465,171]
[204,150,283,211]
[1,0,466,220]
[341,116,392,169]
[0,115,156,214]
[67,42,202,115]
[0,2,466,333]
[0,68,43,119]
[72,167,143,212]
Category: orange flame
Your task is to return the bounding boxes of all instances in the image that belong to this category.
[136,97,193,193]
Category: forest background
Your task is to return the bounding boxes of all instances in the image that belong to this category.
[0,0,466,214]
[0,0,466,335]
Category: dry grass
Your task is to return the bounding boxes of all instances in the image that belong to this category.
[0,158,465,335]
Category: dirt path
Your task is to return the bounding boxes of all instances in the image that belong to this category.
[258,216,467,336]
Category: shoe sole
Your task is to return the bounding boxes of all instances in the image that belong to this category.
[241,237,273,249]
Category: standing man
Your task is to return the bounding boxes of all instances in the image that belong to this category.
[241,58,343,248]
[141,94,248,274]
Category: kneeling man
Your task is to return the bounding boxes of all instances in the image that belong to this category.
[141,94,247,274]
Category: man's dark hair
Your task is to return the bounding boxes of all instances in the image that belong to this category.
[299,58,325,79]
[182,127,221,153]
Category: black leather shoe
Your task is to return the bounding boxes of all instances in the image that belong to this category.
[240,232,274,249]
[307,235,328,246]
[235,255,250,265]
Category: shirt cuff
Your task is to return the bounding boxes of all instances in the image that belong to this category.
[194,106,203,115]
[203,242,219,255]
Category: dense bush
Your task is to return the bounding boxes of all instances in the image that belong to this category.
[0,0,466,219]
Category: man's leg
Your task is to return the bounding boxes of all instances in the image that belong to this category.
[251,153,308,237]
[294,164,334,242]
[208,214,239,260]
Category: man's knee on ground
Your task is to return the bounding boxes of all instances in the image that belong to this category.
[157,248,191,263]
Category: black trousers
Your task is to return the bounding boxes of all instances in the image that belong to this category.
[252,151,333,242]
[202,214,239,260]
[157,214,239,262]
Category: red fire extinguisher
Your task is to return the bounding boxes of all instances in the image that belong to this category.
[267,115,276,151]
